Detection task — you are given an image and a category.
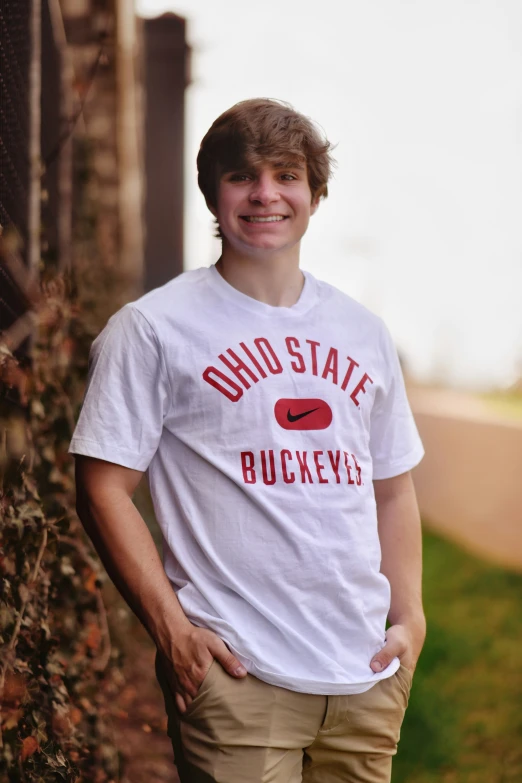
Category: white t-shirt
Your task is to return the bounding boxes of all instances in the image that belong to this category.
[69,265,424,695]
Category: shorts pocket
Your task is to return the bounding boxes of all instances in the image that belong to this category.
[398,663,413,686]
[155,652,216,718]
[394,663,413,705]
[184,658,216,716]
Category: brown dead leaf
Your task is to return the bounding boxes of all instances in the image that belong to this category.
[21,735,39,761]
[52,707,73,737]
[70,706,83,725]
[85,621,101,651]
[84,569,98,594]
[3,671,27,705]
[1,707,23,730]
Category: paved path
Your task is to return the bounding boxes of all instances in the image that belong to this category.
[407,384,522,427]
[408,384,522,572]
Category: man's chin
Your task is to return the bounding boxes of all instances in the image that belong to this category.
[245,242,295,258]
[222,232,303,259]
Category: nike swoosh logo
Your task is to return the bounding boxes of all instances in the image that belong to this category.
[287,407,320,423]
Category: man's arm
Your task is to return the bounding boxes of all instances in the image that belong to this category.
[74,456,247,712]
[370,470,426,675]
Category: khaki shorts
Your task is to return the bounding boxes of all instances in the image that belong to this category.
[155,651,412,783]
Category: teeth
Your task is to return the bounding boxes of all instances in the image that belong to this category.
[244,216,286,223]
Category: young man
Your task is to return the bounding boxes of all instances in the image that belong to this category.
[70,98,426,783]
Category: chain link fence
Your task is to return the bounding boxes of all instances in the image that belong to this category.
[0,1,31,338]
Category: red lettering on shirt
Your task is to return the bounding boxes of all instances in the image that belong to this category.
[241,451,256,483]
[239,341,268,379]
[321,347,338,385]
[281,449,295,484]
[203,367,243,402]
[313,451,329,484]
[344,451,355,484]
[261,450,276,485]
[285,336,306,373]
[352,453,362,486]
[254,338,283,374]
[296,450,313,483]
[306,339,321,376]
[219,349,259,389]
[340,356,360,391]
[350,373,374,407]
[204,337,378,414]
[238,448,364,486]
[327,450,341,483]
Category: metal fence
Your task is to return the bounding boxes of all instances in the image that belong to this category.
[0,1,32,338]
[0,1,31,243]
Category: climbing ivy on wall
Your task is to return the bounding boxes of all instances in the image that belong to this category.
[0,229,131,782]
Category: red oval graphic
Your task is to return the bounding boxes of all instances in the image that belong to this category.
[274,398,332,430]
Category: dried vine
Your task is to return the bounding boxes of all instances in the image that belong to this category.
[0,231,131,782]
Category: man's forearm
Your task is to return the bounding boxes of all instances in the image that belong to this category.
[76,487,191,653]
[376,474,426,655]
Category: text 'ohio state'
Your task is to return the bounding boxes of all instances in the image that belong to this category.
[202,336,374,405]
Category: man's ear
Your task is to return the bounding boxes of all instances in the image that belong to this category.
[310,197,321,216]
[207,201,218,218]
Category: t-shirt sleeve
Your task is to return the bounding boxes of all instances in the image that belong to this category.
[369,321,424,480]
[68,304,170,471]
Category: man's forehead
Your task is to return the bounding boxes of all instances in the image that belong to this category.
[271,159,305,170]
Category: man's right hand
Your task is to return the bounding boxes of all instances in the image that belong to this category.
[158,625,248,714]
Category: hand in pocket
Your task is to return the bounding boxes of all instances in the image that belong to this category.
[157,625,247,714]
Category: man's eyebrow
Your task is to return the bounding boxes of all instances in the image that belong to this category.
[220,161,305,177]
[272,161,305,170]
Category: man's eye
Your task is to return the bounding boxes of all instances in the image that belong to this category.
[229,174,251,182]
[280,173,297,181]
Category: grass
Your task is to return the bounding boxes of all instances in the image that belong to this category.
[393,529,522,783]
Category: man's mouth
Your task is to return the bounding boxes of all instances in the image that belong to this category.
[240,215,288,223]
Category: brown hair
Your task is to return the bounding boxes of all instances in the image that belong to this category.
[197,98,335,213]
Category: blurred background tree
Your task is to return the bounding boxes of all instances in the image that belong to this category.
[0,1,188,780]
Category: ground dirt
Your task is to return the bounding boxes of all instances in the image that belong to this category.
[103,585,180,783]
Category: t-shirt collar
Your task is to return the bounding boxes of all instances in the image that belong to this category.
[207,263,318,318]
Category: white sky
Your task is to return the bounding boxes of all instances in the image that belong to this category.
[137,0,522,390]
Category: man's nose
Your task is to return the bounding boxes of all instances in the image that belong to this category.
[249,174,280,204]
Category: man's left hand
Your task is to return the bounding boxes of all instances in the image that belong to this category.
[370,621,426,675]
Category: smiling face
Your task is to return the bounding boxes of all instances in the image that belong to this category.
[209,160,320,259]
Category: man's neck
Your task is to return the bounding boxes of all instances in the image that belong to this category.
[215,245,305,308]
